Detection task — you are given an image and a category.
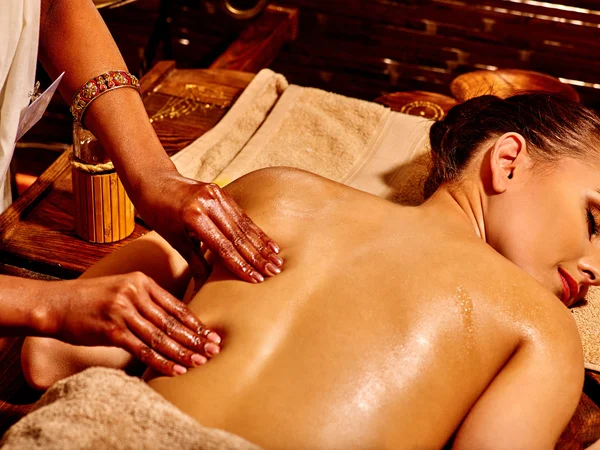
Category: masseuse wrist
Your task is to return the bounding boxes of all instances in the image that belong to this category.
[26,282,63,337]
[133,169,191,228]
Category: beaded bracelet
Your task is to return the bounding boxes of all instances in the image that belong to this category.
[70,70,141,127]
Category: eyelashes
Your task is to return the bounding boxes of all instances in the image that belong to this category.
[587,205,600,237]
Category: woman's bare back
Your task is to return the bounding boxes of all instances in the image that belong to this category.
[147,168,582,449]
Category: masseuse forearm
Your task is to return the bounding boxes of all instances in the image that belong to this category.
[0,276,56,336]
[38,0,177,203]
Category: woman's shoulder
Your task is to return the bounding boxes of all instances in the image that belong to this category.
[460,244,580,348]
[223,167,365,213]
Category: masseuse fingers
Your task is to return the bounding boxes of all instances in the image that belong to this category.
[188,213,261,284]
[111,327,179,376]
[136,342,181,376]
[213,185,280,261]
[218,189,283,269]
[138,295,220,359]
[208,201,279,278]
[126,312,212,373]
[198,184,283,282]
[146,276,213,338]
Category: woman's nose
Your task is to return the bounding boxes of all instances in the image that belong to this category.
[579,248,600,286]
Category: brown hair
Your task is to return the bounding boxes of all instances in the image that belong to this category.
[424,93,600,198]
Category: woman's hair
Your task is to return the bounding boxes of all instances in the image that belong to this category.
[424,92,600,198]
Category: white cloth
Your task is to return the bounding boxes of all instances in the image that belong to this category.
[0,0,40,212]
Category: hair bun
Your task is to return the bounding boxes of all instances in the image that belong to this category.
[445,95,499,124]
[430,95,500,154]
[425,95,502,199]
[429,120,448,156]
[425,92,600,199]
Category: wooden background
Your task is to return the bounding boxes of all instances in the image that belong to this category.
[99,0,600,105]
[268,0,600,105]
[20,0,600,178]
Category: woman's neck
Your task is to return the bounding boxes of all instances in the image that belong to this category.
[421,184,488,242]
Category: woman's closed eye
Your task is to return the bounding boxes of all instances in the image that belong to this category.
[586,205,600,238]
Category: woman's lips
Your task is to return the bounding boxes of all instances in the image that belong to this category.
[558,268,578,304]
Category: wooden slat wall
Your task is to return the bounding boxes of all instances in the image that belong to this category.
[21,0,243,147]
[269,0,600,106]
[101,0,248,73]
[23,0,600,149]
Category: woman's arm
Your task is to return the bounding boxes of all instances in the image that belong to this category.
[38,0,283,283]
[452,304,583,449]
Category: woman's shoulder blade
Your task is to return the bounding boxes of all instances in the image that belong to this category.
[224,167,367,214]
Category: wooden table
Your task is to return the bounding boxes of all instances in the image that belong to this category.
[1,63,600,448]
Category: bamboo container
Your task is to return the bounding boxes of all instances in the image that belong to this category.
[72,124,135,243]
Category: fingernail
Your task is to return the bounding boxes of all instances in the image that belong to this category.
[205,342,220,357]
[251,271,264,283]
[199,328,211,337]
[269,242,280,254]
[269,253,284,266]
[265,262,281,276]
[206,331,221,345]
[192,354,207,366]
[173,365,187,375]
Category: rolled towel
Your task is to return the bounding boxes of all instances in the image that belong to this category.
[0,367,261,450]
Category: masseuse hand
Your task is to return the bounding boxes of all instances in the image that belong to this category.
[49,272,221,376]
[137,174,284,282]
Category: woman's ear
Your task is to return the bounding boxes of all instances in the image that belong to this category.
[489,132,528,194]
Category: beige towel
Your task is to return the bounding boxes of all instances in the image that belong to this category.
[213,85,391,186]
[572,293,600,371]
[172,69,431,195]
[172,69,288,182]
[0,367,261,450]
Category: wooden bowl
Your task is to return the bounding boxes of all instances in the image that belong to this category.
[375,91,458,121]
[450,69,580,103]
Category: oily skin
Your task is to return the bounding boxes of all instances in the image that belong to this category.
[23,135,595,448]
[144,135,592,448]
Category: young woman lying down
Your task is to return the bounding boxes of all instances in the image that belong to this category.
[22,93,597,448]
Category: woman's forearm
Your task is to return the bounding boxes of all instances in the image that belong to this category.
[38,0,178,204]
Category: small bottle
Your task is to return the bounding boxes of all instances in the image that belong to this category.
[71,123,135,243]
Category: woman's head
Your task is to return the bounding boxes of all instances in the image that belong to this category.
[426,93,600,306]
[425,93,600,199]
